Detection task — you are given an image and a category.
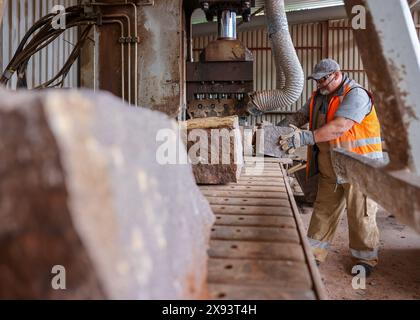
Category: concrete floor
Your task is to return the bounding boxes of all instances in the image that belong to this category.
[298,204,420,300]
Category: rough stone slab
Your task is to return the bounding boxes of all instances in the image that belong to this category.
[191,164,240,185]
[186,116,244,185]
[187,115,239,130]
[0,89,214,299]
[256,123,294,158]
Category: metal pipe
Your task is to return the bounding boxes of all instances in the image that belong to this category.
[186,10,193,62]
[103,13,132,105]
[91,1,139,107]
[218,10,236,39]
[249,0,304,113]
[103,19,125,102]
[125,1,138,107]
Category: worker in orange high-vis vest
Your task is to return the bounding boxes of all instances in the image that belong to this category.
[278,59,382,277]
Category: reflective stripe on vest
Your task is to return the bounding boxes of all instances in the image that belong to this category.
[330,137,383,159]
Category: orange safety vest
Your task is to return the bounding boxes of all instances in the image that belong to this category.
[306,81,383,179]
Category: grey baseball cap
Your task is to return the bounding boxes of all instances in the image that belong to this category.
[307,58,341,80]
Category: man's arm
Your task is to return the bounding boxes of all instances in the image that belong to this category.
[313,117,355,143]
[279,88,371,153]
[314,88,371,142]
[279,116,355,153]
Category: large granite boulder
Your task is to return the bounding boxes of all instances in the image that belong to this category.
[0,89,214,299]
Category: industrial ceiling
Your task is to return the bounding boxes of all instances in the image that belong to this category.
[192,0,344,24]
[254,0,343,11]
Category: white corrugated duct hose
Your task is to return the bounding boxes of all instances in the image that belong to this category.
[248,0,304,114]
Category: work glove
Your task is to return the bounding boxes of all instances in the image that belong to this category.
[279,124,315,154]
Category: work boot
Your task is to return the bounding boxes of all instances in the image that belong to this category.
[352,262,374,278]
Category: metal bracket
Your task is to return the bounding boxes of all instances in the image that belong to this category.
[118,36,140,44]
[82,5,102,25]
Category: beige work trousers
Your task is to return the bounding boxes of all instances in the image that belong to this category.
[307,142,380,267]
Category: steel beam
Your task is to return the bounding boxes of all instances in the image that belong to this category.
[343,0,420,173]
[334,0,420,232]
[333,149,420,232]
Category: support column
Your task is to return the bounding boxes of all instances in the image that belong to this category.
[344,0,420,173]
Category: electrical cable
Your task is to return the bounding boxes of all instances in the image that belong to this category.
[0,5,99,89]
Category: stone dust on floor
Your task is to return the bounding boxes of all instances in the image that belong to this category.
[298,204,420,300]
